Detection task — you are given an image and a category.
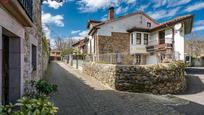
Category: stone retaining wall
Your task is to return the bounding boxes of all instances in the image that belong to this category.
[83,62,186,94]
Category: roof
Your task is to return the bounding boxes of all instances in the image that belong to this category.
[87,20,102,29]
[72,38,89,47]
[88,11,159,35]
[127,14,194,34]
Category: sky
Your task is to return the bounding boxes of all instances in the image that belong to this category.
[42,0,204,42]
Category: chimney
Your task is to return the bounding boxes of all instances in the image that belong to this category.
[108,7,114,20]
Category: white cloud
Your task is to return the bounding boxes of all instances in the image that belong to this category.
[185,2,204,12]
[193,26,204,32]
[70,30,89,40]
[77,0,137,13]
[71,30,81,34]
[147,7,180,20]
[125,0,137,4]
[116,6,128,15]
[168,0,191,7]
[78,0,120,12]
[42,12,64,27]
[193,20,204,32]
[79,30,89,37]
[42,12,64,39]
[100,14,107,21]
[43,0,64,9]
[194,20,204,26]
[153,0,191,8]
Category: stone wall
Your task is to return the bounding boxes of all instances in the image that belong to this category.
[23,0,48,89]
[98,32,130,54]
[83,62,186,94]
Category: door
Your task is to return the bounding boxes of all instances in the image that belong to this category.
[2,35,9,105]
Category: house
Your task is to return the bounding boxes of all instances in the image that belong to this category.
[87,7,193,65]
[50,50,61,61]
[0,0,48,104]
[72,38,89,54]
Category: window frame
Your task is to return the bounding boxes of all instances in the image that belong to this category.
[31,44,37,71]
[144,34,149,45]
[147,22,151,28]
[136,33,142,45]
[159,30,165,44]
[130,33,134,45]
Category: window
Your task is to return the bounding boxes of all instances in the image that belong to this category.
[133,55,141,65]
[147,22,151,28]
[159,30,165,44]
[130,33,134,45]
[32,45,37,71]
[144,34,148,45]
[136,33,141,44]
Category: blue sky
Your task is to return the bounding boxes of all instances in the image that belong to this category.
[42,0,204,41]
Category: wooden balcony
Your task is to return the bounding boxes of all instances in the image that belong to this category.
[156,43,173,50]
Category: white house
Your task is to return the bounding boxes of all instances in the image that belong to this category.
[87,7,193,65]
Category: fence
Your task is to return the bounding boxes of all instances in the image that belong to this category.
[85,51,182,65]
[85,53,138,65]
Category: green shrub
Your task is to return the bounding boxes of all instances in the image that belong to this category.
[0,80,58,115]
[14,97,58,115]
[25,80,58,98]
[0,104,13,115]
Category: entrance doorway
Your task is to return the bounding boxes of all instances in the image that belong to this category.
[1,28,21,104]
[2,35,9,105]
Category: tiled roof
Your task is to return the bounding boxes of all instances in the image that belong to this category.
[88,11,159,35]
[127,14,194,33]
[72,38,88,47]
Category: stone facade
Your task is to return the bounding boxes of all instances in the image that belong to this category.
[97,32,130,54]
[0,0,48,103]
[23,0,50,90]
[83,62,186,94]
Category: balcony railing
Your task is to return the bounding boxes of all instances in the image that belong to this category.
[18,0,33,21]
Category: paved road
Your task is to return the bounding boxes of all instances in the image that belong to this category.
[44,61,197,115]
[177,67,204,106]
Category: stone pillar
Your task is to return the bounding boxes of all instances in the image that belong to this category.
[9,37,21,103]
[0,26,2,104]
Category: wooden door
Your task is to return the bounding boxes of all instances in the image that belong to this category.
[2,35,9,105]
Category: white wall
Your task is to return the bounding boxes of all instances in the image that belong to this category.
[98,14,158,36]
[87,36,95,54]
[146,54,158,64]
[130,31,149,54]
[149,32,158,46]
[174,25,185,61]
[165,29,173,44]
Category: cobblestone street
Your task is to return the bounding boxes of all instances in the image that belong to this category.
[44,61,202,115]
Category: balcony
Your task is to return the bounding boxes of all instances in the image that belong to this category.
[156,43,173,50]
[18,0,33,21]
[0,0,33,26]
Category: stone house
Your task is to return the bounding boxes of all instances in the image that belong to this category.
[50,50,61,61]
[0,0,48,104]
[87,7,193,65]
[72,38,89,54]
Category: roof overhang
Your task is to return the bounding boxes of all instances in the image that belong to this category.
[0,0,33,27]
[127,14,194,34]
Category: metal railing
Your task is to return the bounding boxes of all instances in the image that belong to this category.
[18,0,33,21]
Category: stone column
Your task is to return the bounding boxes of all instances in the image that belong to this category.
[9,37,21,103]
[0,26,2,104]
